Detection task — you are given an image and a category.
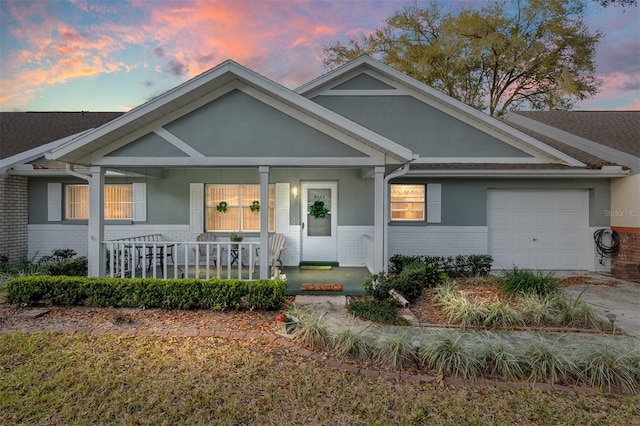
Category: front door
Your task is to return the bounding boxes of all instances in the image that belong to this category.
[301,181,337,263]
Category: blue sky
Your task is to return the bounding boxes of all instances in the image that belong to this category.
[1,0,638,112]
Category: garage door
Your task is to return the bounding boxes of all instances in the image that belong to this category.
[488,189,587,270]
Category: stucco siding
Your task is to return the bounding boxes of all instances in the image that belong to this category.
[158,89,366,158]
[390,177,611,227]
[610,174,640,228]
[312,95,532,158]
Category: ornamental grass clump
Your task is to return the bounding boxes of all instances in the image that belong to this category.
[522,336,578,384]
[422,332,481,379]
[375,334,415,369]
[517,293,557,326]
[501,266,559,296]
[481,301,524,329]
[477,336,524,382]
[294,311,329,350]
[576,344,640,394]
[433,282,483,329]
[330,327,374,362]
[552,292,601,330]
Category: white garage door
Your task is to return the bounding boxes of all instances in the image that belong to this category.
[488,189,588,270]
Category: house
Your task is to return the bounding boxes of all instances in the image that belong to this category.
[0,57,635,280]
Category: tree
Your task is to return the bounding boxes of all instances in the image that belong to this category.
[323,0,602,117]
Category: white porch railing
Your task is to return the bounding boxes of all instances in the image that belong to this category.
[104,234,260,280]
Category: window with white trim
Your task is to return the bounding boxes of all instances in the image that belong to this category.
[65,184,134,220]
[206,184,275,232]
[390,184,425,221]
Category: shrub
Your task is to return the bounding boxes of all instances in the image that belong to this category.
[348,298,409,325]
[500,266,559,296]
[364,263,446,302]
[45,257,88,276]
[389,254,493,277]
[5,275,285,311]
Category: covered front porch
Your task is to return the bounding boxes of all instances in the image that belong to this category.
[48,61,413,280]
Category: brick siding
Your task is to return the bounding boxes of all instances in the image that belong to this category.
[611,227,640,281]
[0,174,28,265]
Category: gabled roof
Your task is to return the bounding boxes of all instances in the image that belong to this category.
[297,56,588,168]
[50,60,413,165]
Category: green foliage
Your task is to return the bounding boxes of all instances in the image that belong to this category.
[364,262,446,302]
[44,257,88,276]
[422,332,481,379]
[577,345,640,394]
[323,0,601,116]
[330,327,374,362]
[480,301,525,329]
[294,312,329,349]
[375,334,415,369]
[5,275,285,311]
[348,298,409,325]
[500,266,559,296]
[522,337,578,384]
[389,254,493,277]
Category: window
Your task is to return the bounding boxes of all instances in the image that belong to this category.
[206,184,275,232]
[390,184,425,221]
[65,184,133,220]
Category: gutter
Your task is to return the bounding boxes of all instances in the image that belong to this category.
[403,168,630,178]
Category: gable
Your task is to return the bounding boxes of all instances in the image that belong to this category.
[162,89,365,158]
[332,74,395,90]
[313,95,531,158]
[108,132,188,157]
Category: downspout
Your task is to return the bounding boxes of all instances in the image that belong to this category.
[65,163,91,182]
[382,161,412,272]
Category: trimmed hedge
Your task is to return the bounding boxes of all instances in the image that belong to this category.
[389,254,493,277]
[5,276,285,311]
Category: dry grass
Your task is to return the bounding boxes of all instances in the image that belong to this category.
[2,332,639,425]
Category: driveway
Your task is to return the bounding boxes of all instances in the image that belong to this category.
[558,272,640,339]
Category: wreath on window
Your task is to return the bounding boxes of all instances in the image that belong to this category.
[216,201,228,213]
[250,200,260,213]
[309,200,329,219]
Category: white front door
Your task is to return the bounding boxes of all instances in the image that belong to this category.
[301,181,338,263]
[488,189,588,270]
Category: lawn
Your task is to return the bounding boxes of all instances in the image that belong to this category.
[1,332,638,425]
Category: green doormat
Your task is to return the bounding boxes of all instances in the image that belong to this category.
[300,265,333,270]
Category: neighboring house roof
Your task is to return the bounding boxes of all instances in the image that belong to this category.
[513,111,639,157]
[507,111,640,173]
[0,112,123,160]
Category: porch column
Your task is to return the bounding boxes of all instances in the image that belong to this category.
[373,166,385,273]
[259,166,270,279]
[88,166,105,277]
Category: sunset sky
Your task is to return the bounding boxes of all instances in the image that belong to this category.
[1,0,638,112]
